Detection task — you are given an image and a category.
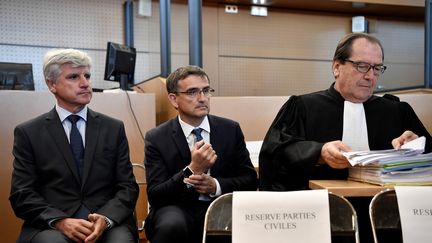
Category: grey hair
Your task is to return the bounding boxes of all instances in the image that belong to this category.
[43,48,92,84]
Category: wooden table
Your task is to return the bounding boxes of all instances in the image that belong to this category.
[309,180,392,197]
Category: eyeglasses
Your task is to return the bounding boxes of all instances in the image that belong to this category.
[176,87,215,98]
[345,59,387,76]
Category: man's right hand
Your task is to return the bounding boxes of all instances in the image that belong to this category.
[319,140,352,169]
[189,140,217,174]
[54,218,94,242]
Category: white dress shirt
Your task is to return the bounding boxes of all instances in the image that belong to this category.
[178,116,222,199]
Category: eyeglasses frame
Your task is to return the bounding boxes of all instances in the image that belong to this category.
[344,59,387,75]
[175,87,215,98]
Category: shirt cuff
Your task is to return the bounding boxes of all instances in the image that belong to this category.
[48,219,59,229]
[209,178,222,197]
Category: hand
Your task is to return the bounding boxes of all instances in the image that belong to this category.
[54,218,93,242]
[190,140,217,174]
[184,174,216,195]
[319,141,352,169]
[84,213,109,243]
[392,130,418,149]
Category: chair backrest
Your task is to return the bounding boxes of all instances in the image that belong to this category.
[202,192,359,243]
[369,189,402,243]
[132,163,147,238]
[132,163,146,185]
[328,192,360,243]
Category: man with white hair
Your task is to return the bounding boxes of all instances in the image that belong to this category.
[10,49,139,243]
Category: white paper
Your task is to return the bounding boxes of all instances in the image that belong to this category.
[246,140,263,168]
[401,136,426,150]
[232,190,331,243]
[395,186,432,243]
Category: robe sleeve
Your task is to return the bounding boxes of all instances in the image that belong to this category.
[399,101,432,153]
[258,96,324,191]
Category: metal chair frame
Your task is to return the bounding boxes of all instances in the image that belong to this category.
[132,163,146,236]
[369,189,401,243]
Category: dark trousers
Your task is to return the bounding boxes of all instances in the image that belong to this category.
[145,201,211,243]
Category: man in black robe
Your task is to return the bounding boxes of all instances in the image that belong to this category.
[259,33,432,191]
[258,32,432,243]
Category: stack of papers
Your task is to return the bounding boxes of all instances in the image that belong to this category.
[343,136,426,166]
[344,137,432,186]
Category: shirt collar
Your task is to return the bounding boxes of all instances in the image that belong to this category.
[178,115,210,138]
[56,104,88,123]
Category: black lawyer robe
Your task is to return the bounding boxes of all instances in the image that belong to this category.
[259,83,432,191]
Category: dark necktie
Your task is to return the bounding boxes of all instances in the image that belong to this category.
[67,115,90,219]
[192,127,203,142]
[191,127,211,201]
[67,115,84,178]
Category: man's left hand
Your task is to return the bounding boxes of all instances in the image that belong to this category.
[84,213,109,243]
[392,130,418,149]
[184,174,216,195]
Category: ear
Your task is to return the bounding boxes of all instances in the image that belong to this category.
[46,79,56,93]
[332,61,341,78]
[168,93,179,110]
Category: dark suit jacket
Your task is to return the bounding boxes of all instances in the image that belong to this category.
[144,114,258,210]
[9,108,139,242]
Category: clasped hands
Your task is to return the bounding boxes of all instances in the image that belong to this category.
[319,130,419,169]
[184,140,218,194]
[54,213,108,243]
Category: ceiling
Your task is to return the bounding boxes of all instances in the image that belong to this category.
[200,0,425,19]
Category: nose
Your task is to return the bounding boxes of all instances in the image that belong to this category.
[197,91,204,99]
[78,79,90,91]
[196,90,208,101]
[364,67,376,80]
[80,75,91,87]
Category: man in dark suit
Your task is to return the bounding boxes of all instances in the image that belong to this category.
[9,49,139,243]
[144,65,258,243]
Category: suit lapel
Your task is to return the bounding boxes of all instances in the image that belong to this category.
[208,115,222,172]
[171,118,192,165]
[81,109,100,187]
[45,108,82,184]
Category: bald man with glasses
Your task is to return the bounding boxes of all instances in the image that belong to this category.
[144,65,258,243]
